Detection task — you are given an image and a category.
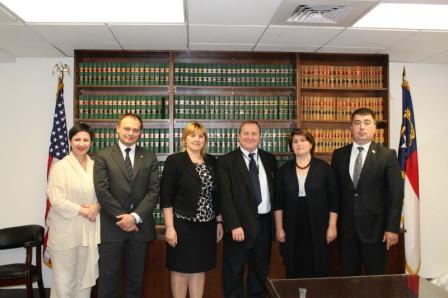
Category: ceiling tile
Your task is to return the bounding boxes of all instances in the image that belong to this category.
[259,26,344,46]
[254,44,319,52]
[319,46,383,54]
[0,24,46,45]
[382,30,448,62]
[0,48,15,62]
[1,43,65,57]
[190,25,265,44]
[327,28,417,48]
[189,43,254,51]
[0,6,17,24]
[110,24,187,50]
[30,24,116,44]
[188,0,282,25]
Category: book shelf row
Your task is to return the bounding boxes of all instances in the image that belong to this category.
[174,63,295,87]
[78,62,169,86]
[308,128,385,153]
[174,128,292,154]
[300,65,384,89]
[300,96,384,121]
[174,95,295,120]
[79,95,169,120]
[90,128,169,153]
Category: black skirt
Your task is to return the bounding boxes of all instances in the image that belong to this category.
[166,217,217,273]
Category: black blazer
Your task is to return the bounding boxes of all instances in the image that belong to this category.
[274,157,339,275]
[331,142,404,243]
[160,152,218,218]
[217,148,277,249]
[93,144,160,242]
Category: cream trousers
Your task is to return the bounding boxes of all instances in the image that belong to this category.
[49,246,92,298]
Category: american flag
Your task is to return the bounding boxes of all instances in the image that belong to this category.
[44,77,69,267]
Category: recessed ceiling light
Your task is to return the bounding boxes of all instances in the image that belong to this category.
[1,0,184,23]
[354,3,448,30]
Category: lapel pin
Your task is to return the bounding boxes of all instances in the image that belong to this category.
[140,155,144,158]
[372,149,376,154]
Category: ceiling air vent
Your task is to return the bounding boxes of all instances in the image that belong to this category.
[287,4,351,24]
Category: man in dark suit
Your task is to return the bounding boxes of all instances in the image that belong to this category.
[217,120,277,298]
[331,108,403,276]
[94,113,159,298]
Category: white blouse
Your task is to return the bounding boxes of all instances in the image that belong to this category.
[47,154,100,288]
[297,173,307,197]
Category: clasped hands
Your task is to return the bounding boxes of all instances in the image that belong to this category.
[79,203,100,222]
[116,214,139,232]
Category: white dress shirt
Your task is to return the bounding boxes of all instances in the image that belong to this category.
[240,147,271,214]
[349,141,371,181]
[117,141,142,224]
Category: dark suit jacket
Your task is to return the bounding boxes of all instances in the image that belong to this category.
[331,142,403,243]
[93,144,160,242]
[217,148,277,249]
[274,158,339,275]
[160,152,218,218]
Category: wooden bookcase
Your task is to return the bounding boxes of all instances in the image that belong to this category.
[75,51,398,298]
[297,53,389,161]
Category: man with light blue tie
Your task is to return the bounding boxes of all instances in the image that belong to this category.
[217,120,277,298]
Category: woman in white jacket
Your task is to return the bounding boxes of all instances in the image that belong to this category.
[47,123,100,298]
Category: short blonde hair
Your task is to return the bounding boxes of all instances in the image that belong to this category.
[181,122,208,157]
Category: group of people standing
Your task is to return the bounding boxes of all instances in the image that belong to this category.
[46,107,403,298]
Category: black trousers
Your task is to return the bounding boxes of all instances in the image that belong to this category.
[222,214,272,298]
[98,239,148,298]
[340,233,388,276]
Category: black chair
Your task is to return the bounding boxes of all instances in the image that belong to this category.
[0,225,46,298]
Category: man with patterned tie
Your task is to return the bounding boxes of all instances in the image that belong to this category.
[94,113,159,298]
[331,108,403,275]
[217,120,277,298]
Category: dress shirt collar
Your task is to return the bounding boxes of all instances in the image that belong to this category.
[352,141,371,153]
[240,147,259,159]
[118,141,136,153]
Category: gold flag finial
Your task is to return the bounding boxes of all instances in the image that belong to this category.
[402,66,409,89]
[52,63,70,80]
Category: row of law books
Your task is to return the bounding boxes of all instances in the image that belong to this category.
[174,63,295,87]
[300,96,384,121]
[78,62,169,86]
[90,128,170,153]
[78,95,169,120]
[174,128,291,154]
[307,128,385,153]
[300,65,384,89]
[174,95,295,120]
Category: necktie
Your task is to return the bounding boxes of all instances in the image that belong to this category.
[249,153,262,206]
[124,147,134,181]
[353,146,364,188]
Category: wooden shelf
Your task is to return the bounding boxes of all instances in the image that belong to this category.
[300,120,388,124]
[300,87,387,91]
[76,85,169,89]
[174,86,295,91]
